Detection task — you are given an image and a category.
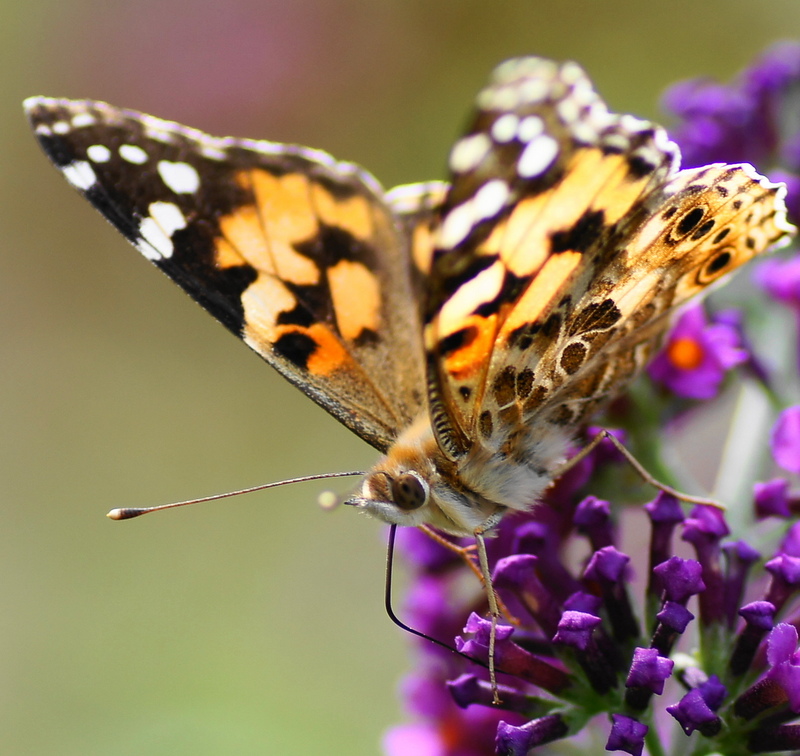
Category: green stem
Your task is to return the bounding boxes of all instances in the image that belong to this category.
[643,717,668,756]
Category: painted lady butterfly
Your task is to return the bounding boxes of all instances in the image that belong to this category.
[25,57,794,542]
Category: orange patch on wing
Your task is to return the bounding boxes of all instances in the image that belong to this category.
[435,260,505,342]
[411,222,435,276]
[444,314,497,381]
[218,203,268,264]
[303,323,349,376]
[480,149,650,277]
[241,275,297,344]
[500,251,582,340]
[310,182,374,240]
[217,169,320,285]
[566,149,652,226]
[250,169,318,243]
[479,198,548,277]
[214,236,246,268]
[327,260,381,340]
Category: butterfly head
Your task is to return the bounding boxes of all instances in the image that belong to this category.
[344,468,434,527]
[343,424,506,536]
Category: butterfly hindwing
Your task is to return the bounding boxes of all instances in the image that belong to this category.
[25,97,426,452]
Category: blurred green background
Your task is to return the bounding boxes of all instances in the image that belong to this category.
[4,1,800,754]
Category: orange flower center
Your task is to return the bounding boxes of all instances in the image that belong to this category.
[667,336,705,371]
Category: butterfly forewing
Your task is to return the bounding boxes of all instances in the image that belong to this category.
[25,97,427,452]
[421,58,793,460]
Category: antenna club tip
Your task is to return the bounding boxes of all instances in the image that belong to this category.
[107,507,141,520]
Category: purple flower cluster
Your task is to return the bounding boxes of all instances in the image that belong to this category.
[663,41,800,223]
[386,468,800,755]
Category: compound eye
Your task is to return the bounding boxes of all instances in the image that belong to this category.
[391,472,429,511]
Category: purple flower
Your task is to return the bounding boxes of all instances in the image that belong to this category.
[383,722,442,756]
[765,555,800,614]
[756,259,800,375]
[457,614,570,694]
[493,555,560,636]
[574,496,614,550]
[447,675,533,715]
[756,254,800,307]
[766,624,800,711]
[648,305,748,399]
[730,602,777,677]
[667,688,721,736]
[495,716,568,755]
[384,665,522,756]
[625,647,674,695]
[651,556,705,603]
[755,478,792,518]
[771,406,800,474]
[782,523,800,557]
[605,714,647,756]
[388,478,800,754]
[741,601,777,632]
[663,40,800,223]
[552,610,601,651]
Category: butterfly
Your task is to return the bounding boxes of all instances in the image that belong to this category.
[25,56,794,542]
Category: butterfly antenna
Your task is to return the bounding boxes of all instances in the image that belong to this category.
[107,470,366,520]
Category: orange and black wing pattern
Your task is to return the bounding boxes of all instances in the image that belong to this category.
[26,97,426,452]
[421,58,793,460]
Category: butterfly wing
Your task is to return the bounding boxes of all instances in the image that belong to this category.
[25,97,426,452]
[422,58,793,459]
[527,161,793,429]
[385,180,449,309]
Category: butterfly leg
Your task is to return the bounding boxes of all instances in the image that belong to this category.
[418,525,519,627]
[473,525,502,705]
[556,429,723,508]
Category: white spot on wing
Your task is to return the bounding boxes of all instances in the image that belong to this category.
[438,260,505,337]
[473,179,509,220]
[491,114,519,143]
[620,114,651,133]
[517,115,544,142]
[602,132,630,152]
[136,201,186,260]
[157,160,200,194]
[519,77,550,104]
[87,144,111,163]
[63,161,97,190]
[495,85,521,110]
[560,61,585,85]
[518,134,559,178]
[52,121,70,134]
[556,96,581,125]
[119,144,148,164]
[71,113,96,128]
[439,180,510,249]
[439,202,475,249]
[449,133,491,173]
